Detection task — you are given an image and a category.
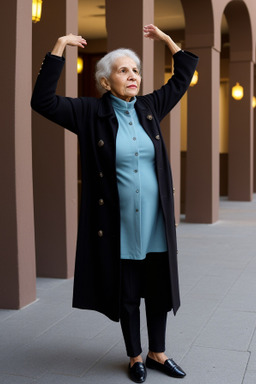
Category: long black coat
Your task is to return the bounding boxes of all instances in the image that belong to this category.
[31,50,198,322]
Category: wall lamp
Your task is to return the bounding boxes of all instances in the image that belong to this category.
[32,0,43,23]
[252,96,256,109]
[232,82,244,100]
[190,70,198,87]
[77,57,84,74]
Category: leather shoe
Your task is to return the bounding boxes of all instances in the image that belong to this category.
[129,361,147,383]
[146,355,186,378]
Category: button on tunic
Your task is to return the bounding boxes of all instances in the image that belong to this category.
[111,94,167,260]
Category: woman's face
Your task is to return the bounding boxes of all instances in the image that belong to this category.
[103,56,141,102]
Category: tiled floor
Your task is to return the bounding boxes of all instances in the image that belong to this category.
[1,196,256,383]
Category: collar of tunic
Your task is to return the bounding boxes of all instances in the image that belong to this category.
[110,93,137,111]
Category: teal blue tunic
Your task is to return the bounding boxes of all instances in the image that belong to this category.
[111,94,167,260]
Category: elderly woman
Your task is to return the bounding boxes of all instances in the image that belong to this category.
[31,24,198,383]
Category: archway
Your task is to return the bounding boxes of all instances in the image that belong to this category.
[219,14,229,196]
[223,0,253,201]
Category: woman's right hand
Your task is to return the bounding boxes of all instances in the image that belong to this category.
[51,34,87,57]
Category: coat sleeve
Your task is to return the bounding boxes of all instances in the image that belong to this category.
[31,53,84,134]
[142,50,199,122]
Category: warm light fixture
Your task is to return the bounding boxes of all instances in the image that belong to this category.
[77,57,84,74]
[190,70,198,87]
[232,82,244,100]
[252,96,256,108]
[32,0,43,23]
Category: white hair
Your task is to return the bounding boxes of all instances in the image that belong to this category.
[95,48,141,95]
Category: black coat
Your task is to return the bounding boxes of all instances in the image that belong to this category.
[31,50,198,322]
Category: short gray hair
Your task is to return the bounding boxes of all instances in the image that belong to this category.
[95,48,141,95]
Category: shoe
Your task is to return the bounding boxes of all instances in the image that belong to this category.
[146,355,186,378]
[129,361,147,383]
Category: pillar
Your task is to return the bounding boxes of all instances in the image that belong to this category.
[0,0,36,308]
[155,43,181,223]
[253,66,256,193]
[161,107,181,224]
[228,60,253,200]
[186,47,220,223]
[32,0,78,278]
[105,0,154,95]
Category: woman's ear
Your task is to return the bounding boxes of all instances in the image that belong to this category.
[100,77,111,91]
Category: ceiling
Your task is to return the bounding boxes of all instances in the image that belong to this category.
[78,0,186,39]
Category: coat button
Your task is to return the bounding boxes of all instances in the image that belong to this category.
[155,135,160,140]
[173,187,175,194]
[98,140,104,147]
[147,114,153,120]
[98,230,103,237]
[99,199,104,206]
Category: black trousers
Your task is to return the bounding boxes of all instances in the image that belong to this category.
[120,252,172,357]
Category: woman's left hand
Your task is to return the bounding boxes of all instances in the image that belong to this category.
[143,24,181,55]
[143,24,167,41]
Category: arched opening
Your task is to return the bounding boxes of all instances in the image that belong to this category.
[221,0,253,201]
[219,14,229,196]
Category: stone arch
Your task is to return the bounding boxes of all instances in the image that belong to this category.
[225,0,253,61]
[215,0,255,60]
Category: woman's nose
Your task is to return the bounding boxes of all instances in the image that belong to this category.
[128,70,136,79]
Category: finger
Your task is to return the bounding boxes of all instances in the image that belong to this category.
[143,24,155,31]
[143,32,152,39]
[144,23,155,28]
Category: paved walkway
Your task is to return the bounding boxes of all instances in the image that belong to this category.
[1,196,256,384]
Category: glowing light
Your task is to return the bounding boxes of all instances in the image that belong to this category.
[190,70,198,87]
[77,57,84,74]
[32,0,43,23]
[232,82,244,100]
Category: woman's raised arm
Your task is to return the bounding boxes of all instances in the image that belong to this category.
[31,34,87,133]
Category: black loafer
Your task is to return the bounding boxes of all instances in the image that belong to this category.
[129,362,147,383]
[146,355,186,378]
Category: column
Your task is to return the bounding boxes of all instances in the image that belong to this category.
[253,66,256,193]
[161,108,181,224]
[186,47,220,223]
[0,0,36,308]
[228,60,253,201]
[32,0,78,278]
[154,42,181,223]
[105,0,154,95]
